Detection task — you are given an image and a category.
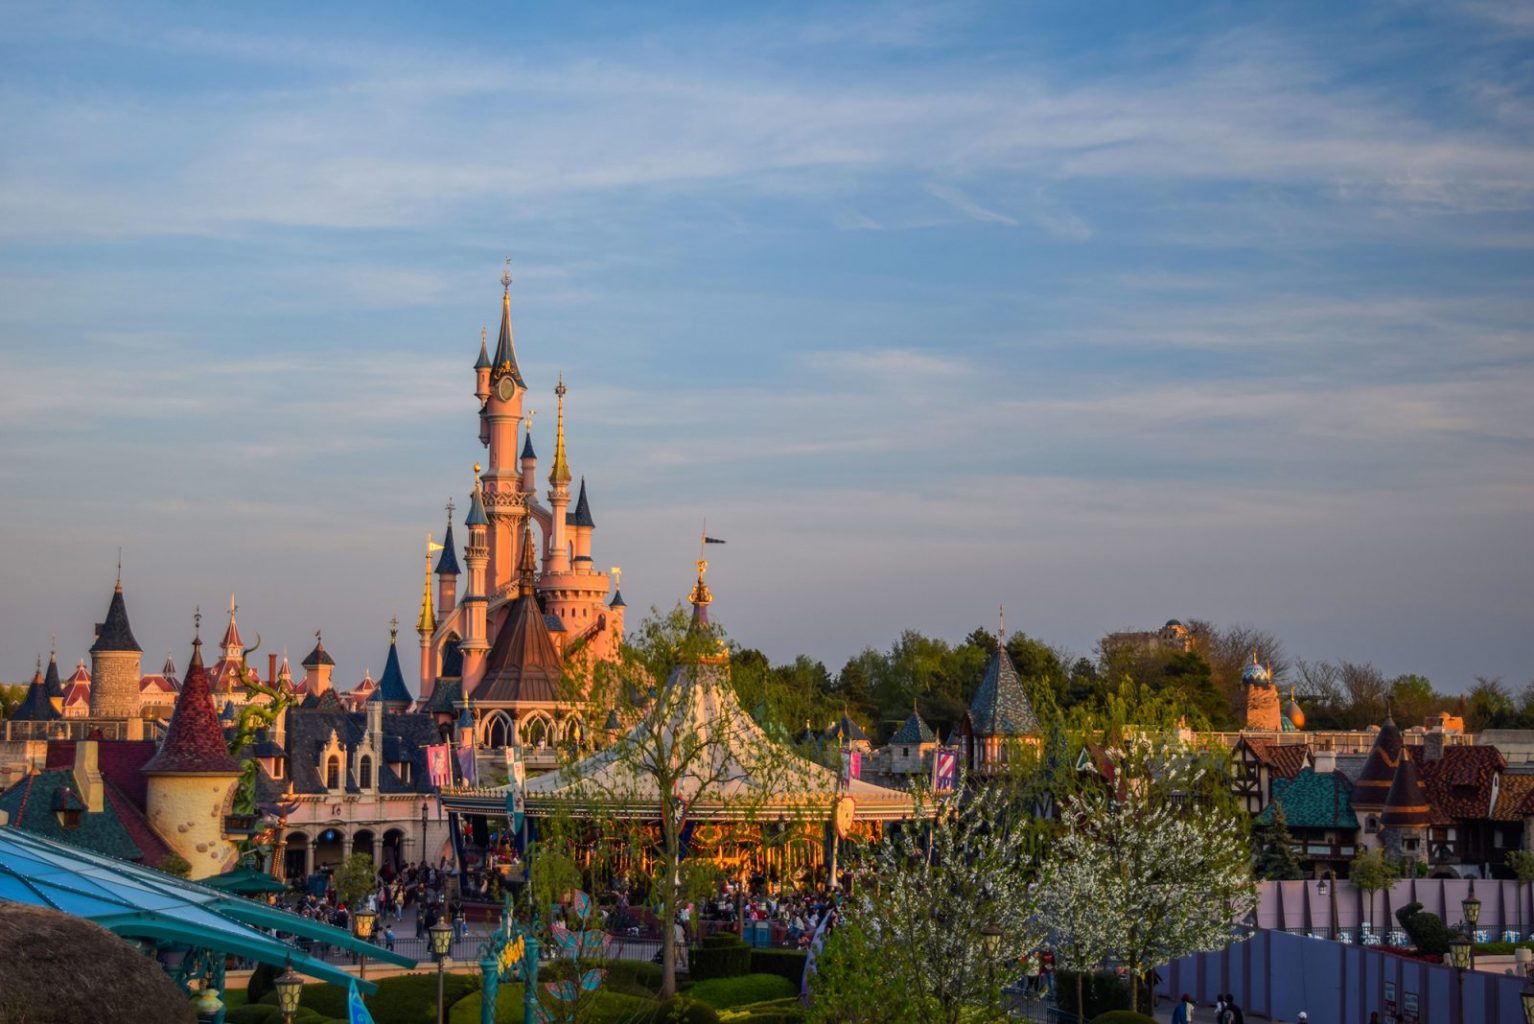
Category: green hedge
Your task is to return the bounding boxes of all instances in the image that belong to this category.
[602,959,666,997]
[629,997,721,1024]
[261,974,480,1024]
[1088,1012,1156,1024]
[1057,970,1131,1020]
[719,995,806,1023]
[692,936,752,980]
[688,974,797,1009]
[747,950,807,987]
[449,986,659,1024]
[227,1006,283,1024]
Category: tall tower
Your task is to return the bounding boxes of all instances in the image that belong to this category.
[461,466,492,684]
[481,262,528,595]
[89,575,143,722]
[143,626,244,879]
[546,375,573,574]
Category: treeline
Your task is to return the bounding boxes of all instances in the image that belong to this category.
[725,619,1525,745]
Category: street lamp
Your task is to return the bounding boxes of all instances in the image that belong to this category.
[353,906,377,981]
[1448,931,1472,971]
[275,963,304,1024]
[431,920,455,1024]
[980,921,1004,1008]
[1463,879,1482,936]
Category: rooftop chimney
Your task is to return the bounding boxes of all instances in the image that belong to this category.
[72,740,105,814]
[1425,729,1446,762]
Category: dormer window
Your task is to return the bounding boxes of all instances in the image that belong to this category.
[359,755,373,790]
[326,755,341,790]
[52,787,85,830]
[272,760,285,780]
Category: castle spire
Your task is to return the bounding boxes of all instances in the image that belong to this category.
[517,515,538,593]
[474,325,491,371]
[435,501,461,576]
[418,547,437,636]
[490,259,525,387]
[549,374,572,487]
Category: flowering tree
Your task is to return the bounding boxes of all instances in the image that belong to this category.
[1038,737,1257,1013]
[810,781,1046,1024]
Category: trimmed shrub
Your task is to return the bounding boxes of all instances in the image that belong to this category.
[688,974,797,1009]
[1088,1012,1157,1024]
[691,935,752,980]
[603,959,667,997]
[747,949,807,987]
[1397,901,1453,955]
[267,974,480,1024]
[1057,970,1132,1020]
[702,933,746,948]
[246,962,277,1005]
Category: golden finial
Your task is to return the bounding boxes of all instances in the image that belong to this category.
[473,462,482,480]
[418,546,436,635]
[689,558,713,607]
[611,566,622,589]
[549,374,572,487]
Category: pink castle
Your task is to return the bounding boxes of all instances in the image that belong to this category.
[415,267,625,748]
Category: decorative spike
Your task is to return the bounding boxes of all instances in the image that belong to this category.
[549,375,572,486]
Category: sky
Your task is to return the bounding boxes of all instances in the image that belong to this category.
[1,0,1531,695]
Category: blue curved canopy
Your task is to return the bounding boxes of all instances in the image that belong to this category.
[0,826,417,992]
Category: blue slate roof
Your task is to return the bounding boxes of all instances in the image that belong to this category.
[42,654,63,701]
[474,334,492,370]
[11,671,60,722]
[90,585,142,654]
[966,647,1040,738]
[571,478,595,528]
[435,521,461,576]
[421,679,461,716]
[491,290,526,387]
[826,713,869,743]
[521,432,536,461]
[259,705,441,797]
[609,590,626,608]
[465,487,488,527]
[889,708,936,745]
[370,635,414,707]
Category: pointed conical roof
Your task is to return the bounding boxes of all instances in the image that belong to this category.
[371,628,414,709]
[571,478,595,528]
[143,639,242,774]
[477,531,562,704]
[1380,748,1433,829]
[465,483,488,528]
[42,653,63,701]
[549,377,572,487]
[220,595,242,654]
[521,431,536,461]
[1352,712,1404,812]
[609,590,626,609]
[301,635,335,668]
[490,276,525,388]
[474,327,492,371]
[90,582,142,654]
[827,713,869,744]
[890,706,936,745]
[967,645,1039,737]
[435,520,461,575]
[12,661,60,722]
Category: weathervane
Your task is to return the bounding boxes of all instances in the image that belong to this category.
[501,256,513,292]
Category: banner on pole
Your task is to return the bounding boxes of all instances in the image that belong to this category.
[932,749,958,792]
[456,746,478,786]
[426,745,451,788]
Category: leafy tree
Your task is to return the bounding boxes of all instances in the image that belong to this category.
[1467,677,1515,731]
[1388,674,1441,727]
[1037,737,1257,1014]
[1253,804,1304,881]
[334,852,375,909]
[1349,849,1398,932]
[811,781,1046,1024]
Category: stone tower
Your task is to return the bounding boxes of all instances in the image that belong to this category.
[89,577,143,722]
[143,632,244,879]
[1242,651,1281,731]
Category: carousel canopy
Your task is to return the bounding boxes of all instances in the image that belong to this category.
[448,569,914,824]
[0,825,416,991]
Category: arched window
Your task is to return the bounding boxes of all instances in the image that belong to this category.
[522,715,549,747]
[359,755,373,789]
[483,713,511,749]
[326,755,340,790]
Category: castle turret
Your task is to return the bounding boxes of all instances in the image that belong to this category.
[373,620,414,713]
[571,477,595,564]
[11,657,60,723]
[461,466,491,684]
[43,649,64,715]
[89,576,143,724]
[436,502,460,617]
[484,265,526,590]
[519,422,537,494]
[143,628,244,879]
[1242,650,1281,731]
[474,325,492,402]
[301,632,335,696]
[546,376,573,574]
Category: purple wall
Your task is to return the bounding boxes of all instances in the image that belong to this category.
[1258,878,1534,938]
[1159,929,1531,1024]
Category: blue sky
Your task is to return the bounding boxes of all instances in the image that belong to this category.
[1,0,1531,693]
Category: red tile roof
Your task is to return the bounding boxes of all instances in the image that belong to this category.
[1415,745,1505,821]
[142,640,242,775]
[1493,774,1534,821]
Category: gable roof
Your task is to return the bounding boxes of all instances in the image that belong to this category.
[1493,772,1534,821]
[1416,745,1505,820]
[1240,738,1311,780]
[0,770,171,864]
[1258,768,1359,830]
[966,646,1040,738]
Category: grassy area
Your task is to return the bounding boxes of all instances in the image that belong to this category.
[687,974,797,1009]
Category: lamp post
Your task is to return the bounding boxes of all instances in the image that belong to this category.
[421,800,430,870]
[1448,929,1473,1024]
[431,919,455,1024]
[275,963,304,1024]
[1463,879,1482,950]
[1323,868,1339,940]
[353,906,377,981]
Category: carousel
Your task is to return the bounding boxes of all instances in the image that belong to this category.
[439,562,915,902]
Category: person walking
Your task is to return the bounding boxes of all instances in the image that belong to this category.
[673,918,688,971]
[1222,994,1245,1024]
[383,925,395,952]
[1172,992,1195,1024]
